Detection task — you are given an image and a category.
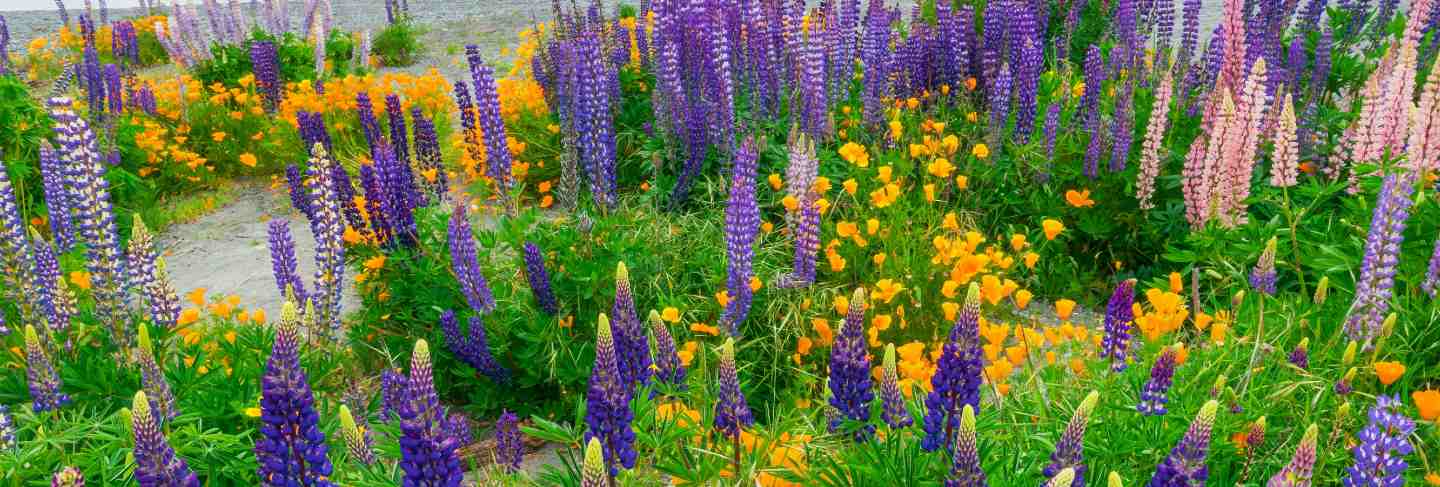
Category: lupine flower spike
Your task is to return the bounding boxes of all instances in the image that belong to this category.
[1100,279,1137,372]
[397,340,465,485]
[648,310,687,390]
[338,405,377,465]
[922,282,985,452]
[25,325,70,412]
[611,262,651,389]
[580,437,608,487]
[879,344,913,429]
[1345,175,1415,343]
[131,391,200,487]
[439,311,511,384]
[1342,395,1414,486]
[584,314,636,474]
[1250,237,1278,295]
[1138,344,1181,416]
[254,301,335,486]
[1047,468,1077,487]
[1148,400,1219,486]
[828,287,874,440]
[714,337,754,439]
[52,466,84,487]
[1240,416,1267,481]
[1267,424,1318,487]
[135,324,177,422]
[1044,391,1100,485]
[0,405,14,451]
[1288,338,1310,370]
[944,405,986,487]
[447,200,496,314]
[522,242,559,315]
[496,410,523,473]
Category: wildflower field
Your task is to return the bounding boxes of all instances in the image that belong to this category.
[1,0,1439,485]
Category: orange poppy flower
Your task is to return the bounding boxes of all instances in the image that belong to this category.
[1374,361,1406,386]
[1065,189,1096,208]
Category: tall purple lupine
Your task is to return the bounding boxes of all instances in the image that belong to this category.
[1342,395,1414,486]
[944,405,986,487]
[921,283,984,452]
[584,315,637,474]
[1043,391,1100,486]
[1009,0,1043,142]
[103,63,122,115]
[1138,345,1180,416]
[384,94,409,166]
[79,17,106,117]
[981,0,1007,88]
[1148,400,1219,486]
[439,311,511,384]
[1311,28,1331,101]
[574,32,618,208]
[466,46,514,196]
[302,144,345,337]
[0,16,8,76]
[50,97,127,338]
[0,155,39,322]
[610,262,651,389]
[776,135,820,290]
[799,32,831,141]
[24,325,70,412]
[828,288,875,440]
[522,242,558,315]
[879,344,913,429]
[720,137,760,335]
[55,0,70,26]
[713,337,754,439]
[410,106,447,199]
[250,39,281,113]
[447,201,496,314]
[38,141,75,251]
[135,324,177,422]
[267,219,309,304]
[1099,279,1137,372]
[1345,174,1414,342]
[1083,47,1107,179]
[254,301,335,486]
[131,391,200,487]
[397,340,465,486]
[496,410,523,473]
[648,310,687,390]
[1109,81,1135,172]
[1423,234,1440,298]
[1154,0,1176,69]
[1268,424,1319,487]
[285,165,313,220]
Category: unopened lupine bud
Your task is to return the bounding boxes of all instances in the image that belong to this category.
[338,405,375,465]
[1342,342,1357,366]
[1313,276,1329,305]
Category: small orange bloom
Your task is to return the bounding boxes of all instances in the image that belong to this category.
[1065,189,1096,208]
[1374,361,1406,386]
[1413,390,1440,422]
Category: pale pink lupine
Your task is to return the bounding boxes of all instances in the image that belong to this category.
[1219,58,1269,226]
[1270,91,1300,187]
[1138,71,1175,210]
[1217,0,1249,95]
[1406,53,1440,172]
[1182,134,1211,226]
[1186,91,1238,228]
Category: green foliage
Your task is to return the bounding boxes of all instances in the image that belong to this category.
[370,20,421,68]
[193,31,362,89]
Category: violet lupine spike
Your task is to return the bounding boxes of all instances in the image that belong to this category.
[921,283,984,452]
[610,262,651,390]
[1311,28,1331,101]
[266,220,309,305]
[648,310,687,390]
[522,242,559,315]
[440,312,511,385]
[284,165,313,220]
[338,405,377,465]
[1288,338,1310,370]
[447,201,496,314]
[410,106,447,200]
[384,94,409,166]
[1109,81,1135,173]
[29,229,63,330]
[1250,237,1278,295]
[131,391,200,487]
[1424,233,1440,298]
[1344,174,1415,342]
[1342,395,1414,486]
[828,288,875,441]
[1138,345,1180,416]
[584,315,637,474]
[1008,1,1043,142]
[126,215,158,292]
[135,325,178,422]
[397,340,465,486]
[777,193,820,289]
[720,137,761,335]
[380,368,405,422]
[49,97,127,338]
[55,0,70,26]
[1043,102,1060,171]
[302,144,345,337]
[0,156,39,322]
[1147,400,1219,486]
[1267,424,1319,487]
[24,325,70,412]
[496,410,524,473]
[943,405,986,487]
[103,63,122,115]
[143,257,181,330]
[799,32,831,141]
[38,141,75,251]
[255,302,335,487]
[879,344,913,429]
[713,337,754,439]
[1099,279,1137,372]
[1043,391,1100,486]
[574,32,618,208]
[466,46,514,196]
[250,39,281,113]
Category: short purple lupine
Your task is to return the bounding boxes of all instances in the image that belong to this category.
[1100,279,1137,372]
[131,391,200,487]
[24,325,69,412]
[266,220,309,304]
[1345,174,1414,342]
[250,39,281,113]
[879,344,913,429]
[380,368,405,422]
[254,301,335,486]
[720,138,761,335]
[921,283,984,452]
[0,405,12,451]
[944,405,986,487]
[713,338,754,439]
[1148,400,1219,486]
[135,325,177,422]
[1138,345,1180,416]
[496,410,523,473]
[1342,395,1414,486]
[1267,424,1319,487]
[522,242,558,315]
[584,315,637,474]
[1424,234,1440,298]
[397,340,465,486]
[610,262,651,388]
[1109,82,1134,173]
[438,311,511,384]
[465,46,514,196]
[648,310,687,390]
[829,288,875,440]
[1288,338,1310,370]
[447,201,496,314]
[1043,391,1100,486]
[1250,237,1278,295]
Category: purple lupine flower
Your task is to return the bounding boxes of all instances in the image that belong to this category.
[132,391,200,487]
[355,91,385,157]
[777,193,820,288]
[1250,237,1278,295]
[610,262,651,389]
[1138,345,1180,416]
[1080,46,1105,119]
[1043,391,1100,486]
[466,46,514,196]
[79,17,106,117]
[266,220,308,306]
[296,111,334,156]
[1043,102,1060,164]
[250,39,281,113]
[384,94,409,164]
[397,340,465,486]
[38,142,75,251]
[1286,37,1305,94]
[799,32,831,141]
[103,63,122,115]
[338,405,377,465]
[980,0,1007,88]
[1008,1,1043,142]
[0,154,39,322]
[29,229,63,330]
[921,283,984,452]
[522,242,559,315]
[55,0,70,25]
[284,165,313,220]
[1424,233,1440,298]
[135,325,177,422]
[1311,28,1331,100]
[439,311,511,384]
[302,144,346,337]
[126,214,158,291]
[943,405,986,487]
[987,61,1013,145]
[0,16,10,75]
[574,32,617,208]
[447,201,495,314]
[0,405,12,452]
[440,407,471,451]
[371,139,418,246]
[1100,279,1137,372]
[1342,395,1414,486]
[496,410,523,473]
[410,106,447,200]
[648,310,687,390]
[1109,81,1134,173]
[1288,338,1310,370]
[879,344,913,429]
[828,288,875,440]
[1267,424,1319,487]
[1334,367,1355,396]
[380,368,405,422]
[859,0,893,125]
[24,326,69,412]
[1148,400,1219,486]
[51,466,84,487]
[49,97,127,337]
[713,337,754,438]
[1345,174,1414,342]
[584,315,637,474]
[1154,0,1176,68]
[138,253,180,331]
[720,137,760,335]
[254,301,335,486]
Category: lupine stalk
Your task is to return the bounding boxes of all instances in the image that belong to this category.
[50,97,127,338]
[714,337,754,439]
[828,288,875,440]
[1270,92,1300,187]
[135,325,177,422]
[302,144,345,337]
[397,340,465,485]
[1267,424,1318,487]
[1288,338,1310,370]
[522,242,558,315]
[267,220,309,305]
[439,311,511,384]
[879,344,912,429]
[1100,279,1137,372]
[254,301,335,486]
[338,405,376,465]
[944,405,986,487]
[720,137,760,335]
[1250,237,1278,295]
[921,283,984,452]
[465,47,514,197]
[610,262,651,390]
[648,310,687,390]
[1147,400,1219,486]
[584,314,636,474]
[1138,70,1173,211]
[250,39,281,113]
[496,410,523,473]
[132,391,200,487]
[1043,391,1100,486]
[1138,345,1181,416]
[1342,395,1414,486]
[24,325,69,412]
[580,438,608,487]
[410,107,447,199]
[1345,174,1415,342]
[380,368,404,422]
[447,201,495,314]
[38,141,75,251]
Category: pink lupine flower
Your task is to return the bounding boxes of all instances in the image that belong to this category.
[1270,91,1300,187]
[1138,71,1174,211]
